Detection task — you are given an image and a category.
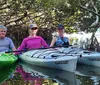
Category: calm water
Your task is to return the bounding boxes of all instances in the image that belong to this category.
[0,62,100,85]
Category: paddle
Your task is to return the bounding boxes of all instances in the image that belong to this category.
[5,45,72,53]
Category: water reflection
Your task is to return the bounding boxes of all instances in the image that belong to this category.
[76,64,100,76]
[18,62,77,85]
[76,64,100,85]
[0,62,77,85]
[1,62,100,85]
[0,63,17,85]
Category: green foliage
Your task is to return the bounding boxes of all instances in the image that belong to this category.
[0,0,100,45]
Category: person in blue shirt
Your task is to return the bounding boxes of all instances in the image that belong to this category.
[0,25,16,52]
[50,24,69,47]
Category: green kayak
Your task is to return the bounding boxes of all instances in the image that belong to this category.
[0,53,18,67]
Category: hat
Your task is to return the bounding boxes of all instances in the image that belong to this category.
[57,24,64,30]
[0,25,7,31]
[29,24,38,29]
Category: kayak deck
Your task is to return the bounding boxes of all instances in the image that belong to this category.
[0,53,18,67]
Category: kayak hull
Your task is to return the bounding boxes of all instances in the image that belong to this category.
[19,49,78,72]
[78,52,100,67]
[56,47,100,67]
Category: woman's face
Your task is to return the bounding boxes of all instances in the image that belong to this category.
[57,29,64,34]
[29,27,38,35]
[0,28,7,38]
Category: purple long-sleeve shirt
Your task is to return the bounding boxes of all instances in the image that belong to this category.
[18,36,48,50]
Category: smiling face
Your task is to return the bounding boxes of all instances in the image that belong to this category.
[0,28,7,38]
[29,27,38,36]
[57,29,64,36]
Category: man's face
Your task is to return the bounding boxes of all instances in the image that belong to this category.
[0,28,7,38]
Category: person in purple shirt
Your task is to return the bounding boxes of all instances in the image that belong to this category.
[17,24,48,52]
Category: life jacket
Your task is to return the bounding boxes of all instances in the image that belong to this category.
[55,36,69,46]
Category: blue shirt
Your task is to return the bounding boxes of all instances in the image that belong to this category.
[0,37,15,52]
[55,36,69,46]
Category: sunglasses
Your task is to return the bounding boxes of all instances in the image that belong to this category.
[31,27,38,30]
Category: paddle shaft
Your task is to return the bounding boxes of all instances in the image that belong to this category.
[5,45,72,53]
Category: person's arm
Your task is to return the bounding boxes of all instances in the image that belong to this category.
[50,36,57,47]
[65,37,70,43]
[9,38,16,51]
[40,37,48,48]
[17,39,26,51]
[14,39,27,55]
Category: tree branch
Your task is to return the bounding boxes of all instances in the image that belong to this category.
[78,5,100,17]
[89,0,99,27]
[5,12,27,25]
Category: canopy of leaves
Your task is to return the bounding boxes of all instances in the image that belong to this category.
[0,0,100,46]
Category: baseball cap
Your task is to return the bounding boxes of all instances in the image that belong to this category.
[29,24,38,29]
[0,25,7,31]
[57,24,64,30]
